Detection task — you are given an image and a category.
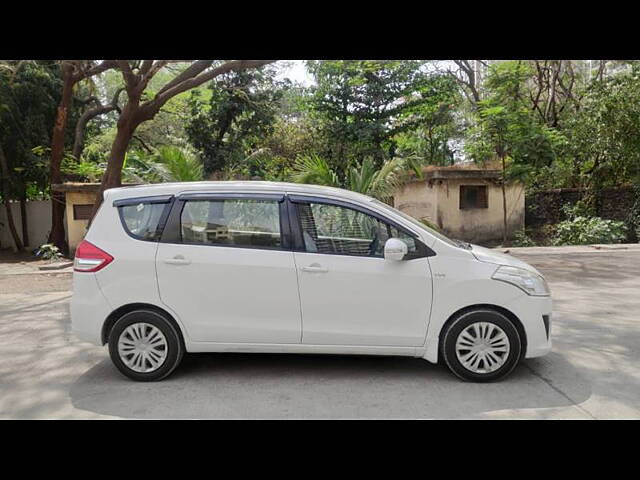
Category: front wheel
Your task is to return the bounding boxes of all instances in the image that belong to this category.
[108,309,184,382]
[441,309,522,382]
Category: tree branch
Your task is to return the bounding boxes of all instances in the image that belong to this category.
[139,60,275,121]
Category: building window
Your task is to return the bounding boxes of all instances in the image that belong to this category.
[460,185,488,210]
[73,204,94,220]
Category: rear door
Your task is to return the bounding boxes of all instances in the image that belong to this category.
[156,193,302,344]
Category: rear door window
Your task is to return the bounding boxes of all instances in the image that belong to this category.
[180,198,282,249]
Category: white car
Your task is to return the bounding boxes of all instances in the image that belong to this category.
[72,181,552,382]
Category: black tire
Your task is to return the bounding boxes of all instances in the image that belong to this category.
[108,309,184,382]
[441,309,522,383]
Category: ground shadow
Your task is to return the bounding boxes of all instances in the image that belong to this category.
[69,350,591,419]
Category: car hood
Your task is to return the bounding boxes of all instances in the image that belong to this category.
[469,244,543,276]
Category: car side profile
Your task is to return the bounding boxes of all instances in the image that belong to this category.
[71,181,552,382]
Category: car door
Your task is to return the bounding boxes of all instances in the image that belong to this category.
[156,193,302,344]
[289,195,434,347]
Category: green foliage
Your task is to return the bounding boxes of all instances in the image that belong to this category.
[0,61,62,200]
[34,243,63,261]
[306,60,457,178]
[290,154,406,200]
[563,67,640,191]
[122,147,203,183]
[291,154,339,187]
[152,146,203,182]
[186,66,288,177]
[512,229,537,247]
[626,181,640,242]
[465,62,564,183]
[61,155,105,182]
[551,205,627,245]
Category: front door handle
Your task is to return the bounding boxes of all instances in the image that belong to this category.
[164,255,191,266]
[301,263,328,273]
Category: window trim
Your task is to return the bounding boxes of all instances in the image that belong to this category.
[116,195,174,242]
[160,193,291,251]
[287,195,435,259]
[459,185,488,210]
[113,194,174,207]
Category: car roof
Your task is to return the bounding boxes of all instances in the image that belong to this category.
[104,181,376,205]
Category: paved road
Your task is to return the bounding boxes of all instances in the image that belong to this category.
[1,250,639,419]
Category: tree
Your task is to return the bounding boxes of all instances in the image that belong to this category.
[90,60,275,217]
[49,60,118,252]
[563,65,640,210]
[0,60,61,250]
[394,74,462,167]
[305,60,448,179]
[291,154,405,201]
[466,62,561,243]
[185,65,287,176]
[72,87,123,160]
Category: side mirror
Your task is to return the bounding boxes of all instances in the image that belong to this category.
[384,238,408,261]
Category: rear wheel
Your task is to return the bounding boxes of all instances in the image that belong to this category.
[108,310,184,382]
[441,309,521,382]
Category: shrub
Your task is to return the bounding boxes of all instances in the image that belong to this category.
[552,215,626,246]
[512,229,536,247]
[35,243,63,262]
[626,182,640,242]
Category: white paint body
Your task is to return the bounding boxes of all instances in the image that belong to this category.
[71,181,552,363]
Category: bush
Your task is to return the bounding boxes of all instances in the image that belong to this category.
[626,182,640,242]
[34,243,63,262]
[512,229,536,247]
[552,215,626,246]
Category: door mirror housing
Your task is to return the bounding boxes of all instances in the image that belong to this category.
[384,238,408,261]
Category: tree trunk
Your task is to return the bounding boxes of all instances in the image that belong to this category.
[0,145,23,252]
[20,194,29,248]
[501,156,508,245]
[90,116,136,219]
[49,63,74,254]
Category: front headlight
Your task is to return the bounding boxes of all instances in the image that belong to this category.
[491,265,550,296]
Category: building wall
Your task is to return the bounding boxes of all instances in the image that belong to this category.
[65,192,97,254]
[0,200,65,249]
[394,178,525,243]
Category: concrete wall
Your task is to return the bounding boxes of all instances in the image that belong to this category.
[65,191,97,254]
[0,200,67,249]
[394,178,525,243]
[526,186,635,226]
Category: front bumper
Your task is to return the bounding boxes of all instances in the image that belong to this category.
[505,294,552,358]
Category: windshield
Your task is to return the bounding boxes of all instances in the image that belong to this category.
[370,199,461,248]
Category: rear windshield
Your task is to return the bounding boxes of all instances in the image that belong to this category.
[119,202,167,241]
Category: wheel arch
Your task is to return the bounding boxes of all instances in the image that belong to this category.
[437,304,527,362]
[102,303,186,347]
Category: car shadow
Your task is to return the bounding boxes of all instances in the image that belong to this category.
[69,350,592,419]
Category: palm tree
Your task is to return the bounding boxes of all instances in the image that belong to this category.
[123,146,204,183]
[290,154,340,188]
[291,154,407,201]
[154,146,204,181]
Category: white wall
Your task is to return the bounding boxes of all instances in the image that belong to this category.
[0,200,67,250]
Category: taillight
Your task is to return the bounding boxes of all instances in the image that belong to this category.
[74,240,114,273]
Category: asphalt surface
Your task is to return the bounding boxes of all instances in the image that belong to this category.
[0,249,639,419]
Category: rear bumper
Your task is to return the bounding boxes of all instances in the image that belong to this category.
[71,273,112,346]
[505,294,552,358]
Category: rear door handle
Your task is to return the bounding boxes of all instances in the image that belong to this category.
[301,264,328,273]
[164,255,191,266]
